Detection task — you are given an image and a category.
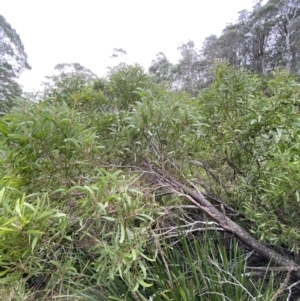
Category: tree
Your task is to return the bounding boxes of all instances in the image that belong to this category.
[2,62,300,299]
[149,41,209,93]
[109,47,127,59]
[0,14,30,111]
[108,47,128,69]
[270,0,300,73]
[199,0,300,77]
[197,64,300,255]
[201,4,277,75]
[247,2,277,74]
[105,63,151,110]
[41,62,98,105]
[175,40,204,94]
[149,52,175,86]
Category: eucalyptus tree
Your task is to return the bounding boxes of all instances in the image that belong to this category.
[148,52,175,86]
[109,47,127,59]
[248,1,277,74]
[201,2,276,75]
[0,14,30,111]
[175,40,205,94]
[270,0,300,73]
[200,0,300,76]
[149,41,207,94]
[41,62,98,105]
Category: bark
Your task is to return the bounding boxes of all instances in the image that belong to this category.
[160,172,300,278]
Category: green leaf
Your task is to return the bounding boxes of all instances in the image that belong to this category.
[25,230,44,235]
[0,188,5,204]
[15,198,22,218]
[137,278,152,288]
[102,216,115,221]
[0,120,8,135]
[108,297,124,301]
[140,252,155,261]
[2,216,19,226]
[131,281,139,292]
[0,226,16,233]
[24,202,36,212]
[49,260,62,268]
[31,235,39,251]
[36,211,54,221]
[0,268,10,277]
[119,223,125,244]
[6,133,27,141]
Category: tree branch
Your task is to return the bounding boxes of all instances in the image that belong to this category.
[158,172,300,278]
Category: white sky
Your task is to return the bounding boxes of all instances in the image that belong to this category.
[1,0,259,92]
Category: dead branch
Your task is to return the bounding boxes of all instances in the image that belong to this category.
[286,280,300,301]
[155,171,300,279]
[246,266,296,272]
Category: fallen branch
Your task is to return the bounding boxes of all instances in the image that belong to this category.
[286,280,300,301]
[246,266,296,272]
[158,172,300,278]
[154,220,224,238]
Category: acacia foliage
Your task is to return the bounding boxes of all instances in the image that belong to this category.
[1,63,300,299]
[197,65,300,253]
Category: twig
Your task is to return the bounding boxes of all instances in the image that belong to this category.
[157,171,300,278]
[154,232,173,290]
[155,227,224,238]
[286,280,300,301]
[207,256,256,300]
[246,266,297,272]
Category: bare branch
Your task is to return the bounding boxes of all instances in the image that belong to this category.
[286,280,300,301]
[151,169,300,278]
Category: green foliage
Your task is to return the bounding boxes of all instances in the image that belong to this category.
[1,61,300,299]
[0,188,68,299]
[198,64,300,252]
[70,85,107,112]
[1,99,101,190]
[0,171,157,300]
[42,63,98,106]
[0,14,30,112]
[105,64,152,110]
[105,232,282,300]
[0,89,158,299]
[111,88,200,167]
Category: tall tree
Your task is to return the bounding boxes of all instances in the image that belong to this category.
[108,47,128,68]
[42,62,98,104]
[248,1,277,74]
[271,0,300,72]
[0,14,30,111]
[149,42,207,94]
[200,0,300,76]
[149,52,175,86]
[176,40,204,94]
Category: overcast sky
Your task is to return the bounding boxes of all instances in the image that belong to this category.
[2,0,260,92]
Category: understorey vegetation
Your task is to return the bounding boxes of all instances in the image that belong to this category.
[1,63,300,300]
[1,1,300,300]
